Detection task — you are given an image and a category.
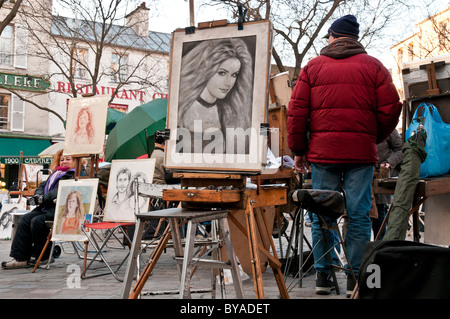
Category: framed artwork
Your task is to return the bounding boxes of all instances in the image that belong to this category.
[0,203,26,239]
[165,20,273,173]
[23,164,44,189]
[52,179,99,242]
[64,94,109,155]
[103,158,156,223]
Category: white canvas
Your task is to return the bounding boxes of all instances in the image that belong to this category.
[103,158,156,222]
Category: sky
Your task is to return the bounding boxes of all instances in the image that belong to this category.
[147,0,225,33]
[52,0,450,69]
[146,0,450,69]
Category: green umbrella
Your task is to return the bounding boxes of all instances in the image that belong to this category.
[106,108,126,134]
[104,98,167,162]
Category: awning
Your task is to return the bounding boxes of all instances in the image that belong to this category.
[0,135,52,165]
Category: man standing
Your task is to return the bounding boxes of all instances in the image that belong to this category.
[287,15,402,297]
[150,130,179,185]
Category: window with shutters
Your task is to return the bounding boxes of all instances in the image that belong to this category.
[0,94,10,131]
[111,53,128,82]
[14,25,28,69]
[70,47,88,78]
[11,95,24,132]
[0,25,13,66]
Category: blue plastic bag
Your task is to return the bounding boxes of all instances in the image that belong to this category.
[405,103,450,177]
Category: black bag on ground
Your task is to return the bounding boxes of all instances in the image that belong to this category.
[358,240,450,299]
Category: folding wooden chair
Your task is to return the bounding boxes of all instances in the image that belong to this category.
[32,221,56,272]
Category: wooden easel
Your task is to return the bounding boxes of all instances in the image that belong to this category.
[70,153,100,179]
[10,152,36,202]
[162,172,289,299]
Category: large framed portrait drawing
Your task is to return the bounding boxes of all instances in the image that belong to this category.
[64,94,109,155]
[52,179,99,242]
[103,159,156,223]
[165,20,274,173]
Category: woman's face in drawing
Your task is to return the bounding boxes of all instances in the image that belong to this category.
[59,155,73,168]
[67,194,78,213]
[78,110,89,129]
[204,58,241,101]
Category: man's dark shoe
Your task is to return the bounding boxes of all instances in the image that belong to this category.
[315,271,334,295]
[346,275,356,298]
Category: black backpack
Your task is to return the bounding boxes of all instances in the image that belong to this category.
[358,240,450,299]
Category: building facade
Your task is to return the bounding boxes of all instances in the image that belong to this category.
[0,0,171,189]
[391,7,450,99]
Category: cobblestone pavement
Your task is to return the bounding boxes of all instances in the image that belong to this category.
[0,215,349,300]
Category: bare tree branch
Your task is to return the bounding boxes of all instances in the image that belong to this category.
[0,0,24,35]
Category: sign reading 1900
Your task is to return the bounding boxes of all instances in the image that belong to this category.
[0,156,52,165]
[0,72,50,92]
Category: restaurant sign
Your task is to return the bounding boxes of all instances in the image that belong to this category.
[0,72,51,92]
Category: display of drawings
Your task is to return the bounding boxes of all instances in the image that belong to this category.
[0,202,26,239]
[103,159,156,223]
[165,20,273,173]
[52,179,99,242]
[64,94,109,155]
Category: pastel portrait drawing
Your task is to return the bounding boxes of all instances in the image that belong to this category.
[72,107,95,145]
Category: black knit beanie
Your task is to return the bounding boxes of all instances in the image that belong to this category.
[324,15,359,39]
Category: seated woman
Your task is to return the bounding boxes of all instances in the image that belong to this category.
[1,150,78,269]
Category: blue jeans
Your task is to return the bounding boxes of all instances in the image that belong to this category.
[311,163,373,276]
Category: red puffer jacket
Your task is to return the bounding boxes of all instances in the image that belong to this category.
[287,38,402,164]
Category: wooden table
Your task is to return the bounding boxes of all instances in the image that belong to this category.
[373,175,450,243]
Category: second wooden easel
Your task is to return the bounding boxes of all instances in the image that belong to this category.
[132,172,290,299]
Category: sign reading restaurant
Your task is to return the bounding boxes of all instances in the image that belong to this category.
[55,81,168,101]
[0,72,51,92]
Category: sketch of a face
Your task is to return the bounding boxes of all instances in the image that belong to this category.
[78,109,90,129]
[116,172,130,194]
[202,58,241,102]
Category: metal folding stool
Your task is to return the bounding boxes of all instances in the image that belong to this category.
[121,207,245,299]
[289,188,356,295]
[81,221,134,281]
